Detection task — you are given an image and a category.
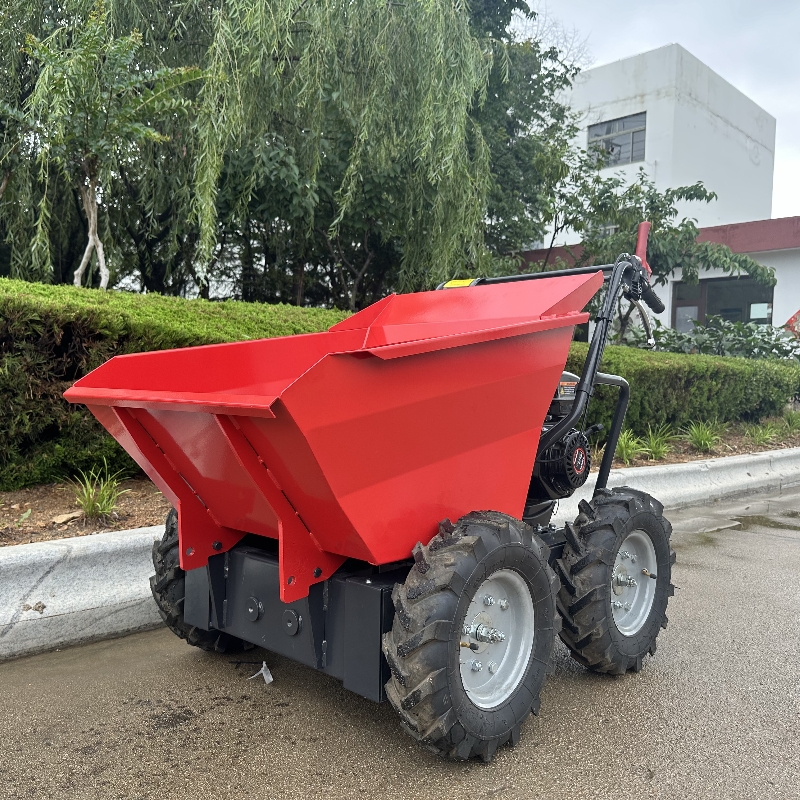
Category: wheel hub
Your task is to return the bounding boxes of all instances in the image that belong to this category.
[612,565,628,595]
[610,531,657,636]
[459,569,534,710]
[474,623,506,644]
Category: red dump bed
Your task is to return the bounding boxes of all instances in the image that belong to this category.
[66,272,602,601]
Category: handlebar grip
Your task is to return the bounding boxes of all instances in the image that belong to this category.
[641,283,665,314]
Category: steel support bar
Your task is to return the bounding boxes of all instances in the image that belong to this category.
[215,415,345,603]
[593,372,630,493]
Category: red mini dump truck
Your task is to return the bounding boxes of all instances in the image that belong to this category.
[66,234,675,762]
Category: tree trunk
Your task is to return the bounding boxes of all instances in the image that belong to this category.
[294,261,305,306]
[241,221,257,302]
[73,185,96,287]
[74,182,109,288]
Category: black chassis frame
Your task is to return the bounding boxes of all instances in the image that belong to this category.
[182,255,652,702]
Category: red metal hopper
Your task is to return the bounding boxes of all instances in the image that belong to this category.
[65,271,602,602]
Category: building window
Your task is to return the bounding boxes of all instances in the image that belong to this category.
[672,277,774,332]
[588,112,646,167]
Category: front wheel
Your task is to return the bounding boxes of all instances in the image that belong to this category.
[382,512,560,762]
[150,508,250,653]
[555,487,675,674]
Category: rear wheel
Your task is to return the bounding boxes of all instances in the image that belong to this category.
[150,508,250,653]
[555,487,675,674]
[382,511,560,762]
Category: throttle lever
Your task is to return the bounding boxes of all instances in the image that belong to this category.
[631,298,656,349]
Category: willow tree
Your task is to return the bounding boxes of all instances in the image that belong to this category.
[1,0,491,294]
[105,0,497,296]
[8,2,198,288]
[192,0,491,290]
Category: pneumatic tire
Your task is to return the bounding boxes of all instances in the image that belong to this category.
[555,487,675,674]
[382,511,560,763]
[150,508,251,653]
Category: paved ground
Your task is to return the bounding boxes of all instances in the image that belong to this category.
[2,489,799,800]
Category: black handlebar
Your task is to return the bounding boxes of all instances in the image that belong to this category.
[641,282,665,314]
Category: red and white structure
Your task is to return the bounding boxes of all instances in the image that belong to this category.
[522,216,800,331]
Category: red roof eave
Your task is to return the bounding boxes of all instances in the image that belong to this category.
[697,216,800,254]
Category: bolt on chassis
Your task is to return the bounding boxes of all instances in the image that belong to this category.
[66,223,675,763]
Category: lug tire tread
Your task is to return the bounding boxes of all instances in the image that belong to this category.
[382,511,558,762]
[556,487,675,675]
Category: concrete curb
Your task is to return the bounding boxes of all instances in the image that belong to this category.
[553,446,800,525]
[0,526,162,661]
[2,446,799,661]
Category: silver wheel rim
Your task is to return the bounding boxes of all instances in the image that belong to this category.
[611,531,657,636]
[459,569,534,709]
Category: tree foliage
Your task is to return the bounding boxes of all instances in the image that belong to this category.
[0,0,495,302]
[1,0,591,306]
[0,0,774,314]
[575,170,774,287]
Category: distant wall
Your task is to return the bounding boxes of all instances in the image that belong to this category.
[567,44,776,235]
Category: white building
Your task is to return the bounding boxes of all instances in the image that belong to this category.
[525,44,800,333]
[568,43,776,230]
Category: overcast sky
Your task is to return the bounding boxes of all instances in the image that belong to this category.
[542,0,800,219]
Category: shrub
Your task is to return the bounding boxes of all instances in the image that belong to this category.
[681,420,722,453]
[626,316,800,362]
[3,277,800,490]
[567,342,800,441]
[641,423,675,460]
[0,278,345,489]
[615,429,645,466]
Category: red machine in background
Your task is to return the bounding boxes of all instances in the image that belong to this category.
[787,308,800,338]
[66,230,675,763]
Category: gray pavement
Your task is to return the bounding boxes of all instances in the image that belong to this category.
[2,489,799,800]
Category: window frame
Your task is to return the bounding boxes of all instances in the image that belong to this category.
[588,112,647,168]
[671,276,774,330]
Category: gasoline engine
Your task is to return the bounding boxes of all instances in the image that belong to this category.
[528,371,597,502]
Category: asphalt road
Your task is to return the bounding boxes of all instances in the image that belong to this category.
[2,489,799,800]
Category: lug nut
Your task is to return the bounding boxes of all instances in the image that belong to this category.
[612,601,624,610]
[488,661,498,674]
[463,625,471,636]
[471,660,482,672]
[484,595,495,606]
[499,598,509,611]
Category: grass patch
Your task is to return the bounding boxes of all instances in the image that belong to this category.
[681,420,724,453]
[69,458,130,520]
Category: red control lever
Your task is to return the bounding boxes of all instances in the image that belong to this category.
[635,221,651,276]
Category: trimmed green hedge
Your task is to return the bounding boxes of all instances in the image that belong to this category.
[0,278,346,490]
[2,277,798,490]
[567,342,800,439]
